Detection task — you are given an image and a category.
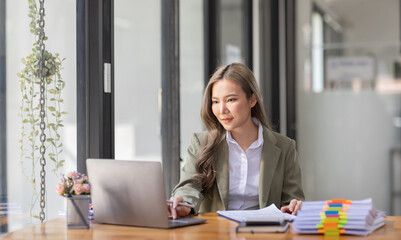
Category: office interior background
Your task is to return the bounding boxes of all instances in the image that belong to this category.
[1,0,401,233]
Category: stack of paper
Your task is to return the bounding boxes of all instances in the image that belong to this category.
[217,203,296,223]
[292,198,386,236]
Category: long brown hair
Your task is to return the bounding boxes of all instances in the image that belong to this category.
[193,62,271,195]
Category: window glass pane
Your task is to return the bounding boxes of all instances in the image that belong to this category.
[3,0,76,233]
[180,0,204,161]
[220,0,245,64]
[296,0,401,214]
[114,0,161,161]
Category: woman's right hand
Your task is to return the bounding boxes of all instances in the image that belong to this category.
[167,196,192,219]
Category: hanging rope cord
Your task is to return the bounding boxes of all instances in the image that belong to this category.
[38,0,47,223]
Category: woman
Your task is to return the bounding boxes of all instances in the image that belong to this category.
[169,63,304,219]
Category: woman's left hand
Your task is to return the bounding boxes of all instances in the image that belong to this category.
[281,199,302,215]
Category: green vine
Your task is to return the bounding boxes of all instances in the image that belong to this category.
[17,0,67,219]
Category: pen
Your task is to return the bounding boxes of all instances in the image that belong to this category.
[166,200,195,208]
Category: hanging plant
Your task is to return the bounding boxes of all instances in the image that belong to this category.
[17,0,67,220]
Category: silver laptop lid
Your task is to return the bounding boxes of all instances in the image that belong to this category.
[87,159,170,228]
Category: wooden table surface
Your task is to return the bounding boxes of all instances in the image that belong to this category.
[1,213,401,239]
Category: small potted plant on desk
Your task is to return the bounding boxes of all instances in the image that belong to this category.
[56,172,91,228]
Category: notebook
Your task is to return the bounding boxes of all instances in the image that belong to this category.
[236,219,289,233]
[86,159,206,229]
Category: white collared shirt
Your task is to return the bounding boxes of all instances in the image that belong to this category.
[226,118,264,210]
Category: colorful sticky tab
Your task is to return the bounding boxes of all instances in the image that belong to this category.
[317,199,352,235]
[325,210,339,215]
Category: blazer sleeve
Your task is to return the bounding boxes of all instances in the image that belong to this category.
[280,139,305,206]
[171,133,204,214]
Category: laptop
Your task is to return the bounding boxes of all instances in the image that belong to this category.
[86,159,206,228]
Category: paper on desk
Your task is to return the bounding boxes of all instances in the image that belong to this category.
[292,198,386,236]
[216,204,296,223]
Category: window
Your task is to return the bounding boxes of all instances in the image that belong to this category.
[114,0,161,161]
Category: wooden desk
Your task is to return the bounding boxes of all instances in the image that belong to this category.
[1,213,401,239]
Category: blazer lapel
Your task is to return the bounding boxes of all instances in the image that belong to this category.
[259,127,281,208]
[215,140,229,210]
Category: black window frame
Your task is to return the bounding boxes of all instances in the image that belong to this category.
[161,0,180,196]
[259,0,297,139]
[204,0,254,83]
[0,0,7,212]
[76,0,114,174]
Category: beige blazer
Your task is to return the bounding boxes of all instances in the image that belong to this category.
[172,126,305,214]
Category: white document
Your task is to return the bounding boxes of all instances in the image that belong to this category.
[216,204,296,223]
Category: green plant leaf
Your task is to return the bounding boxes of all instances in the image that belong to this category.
[57,161,65,169]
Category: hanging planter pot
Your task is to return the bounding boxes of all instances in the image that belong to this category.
[17,0,67,222]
